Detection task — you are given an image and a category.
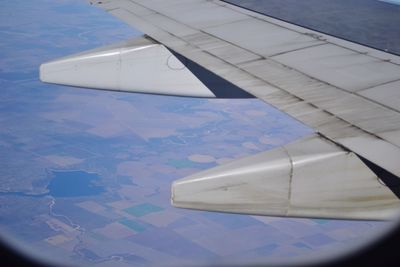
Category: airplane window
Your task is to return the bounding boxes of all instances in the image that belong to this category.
[1,0,399,267]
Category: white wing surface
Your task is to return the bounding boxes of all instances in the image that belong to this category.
[40,0,400,220]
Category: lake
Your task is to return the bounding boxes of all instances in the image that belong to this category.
[47,170,105,197]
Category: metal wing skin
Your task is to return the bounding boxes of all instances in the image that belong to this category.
[40,0,400,220]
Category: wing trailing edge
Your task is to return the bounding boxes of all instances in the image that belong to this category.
[172,134,400,220]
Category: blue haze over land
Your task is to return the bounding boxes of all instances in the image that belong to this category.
[0,0,393,266]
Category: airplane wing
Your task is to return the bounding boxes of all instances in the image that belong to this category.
[40,0,400,220]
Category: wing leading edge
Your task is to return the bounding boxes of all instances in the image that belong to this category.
[40,0,400,220]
